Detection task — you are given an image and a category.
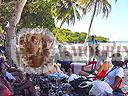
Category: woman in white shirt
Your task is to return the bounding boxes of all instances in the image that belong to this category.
[104,53,124,89]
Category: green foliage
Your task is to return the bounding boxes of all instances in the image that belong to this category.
[0,0,112,43]
[52,0,81,27]
[96,36,109,42]
[80,0,112,17]
[0,0,55,31]
[0,1,15,27]
[52,28,71,42]
[0,27,5,34]
[0,27,6,46]
[52,27,108,43]
[53,27,87,43]
[52,0,117,43]
[18,0,55,31]
[52,0,117,29]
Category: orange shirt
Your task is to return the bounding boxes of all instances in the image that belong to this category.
[96,61,111,79]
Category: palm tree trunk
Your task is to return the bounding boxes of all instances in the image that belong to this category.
[84,1,97,43]
[5,0,27,65]
[0,0,2,4]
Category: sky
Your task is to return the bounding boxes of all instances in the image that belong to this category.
[56,0,128,41]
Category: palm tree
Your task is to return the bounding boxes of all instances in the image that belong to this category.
[80,0,117,43]
[53,0,117,42]
[52,0,81,36]
[52,0,81,27]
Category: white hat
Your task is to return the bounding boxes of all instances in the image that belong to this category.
[111,53,123,61]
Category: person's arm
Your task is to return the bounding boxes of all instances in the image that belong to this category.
[112,67,124,89]
[112,76,122,89]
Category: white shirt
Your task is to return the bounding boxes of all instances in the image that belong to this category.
[104,66,124,86]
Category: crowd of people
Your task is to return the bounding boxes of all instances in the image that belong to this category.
[0,55,37,96]
[0,49,74,96]
[0,35,128,96]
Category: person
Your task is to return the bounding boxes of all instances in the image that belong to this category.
[88,35,98,45]
[95,60,111,79]
[95,50,108,70]
[0,46,17,68]
[88,35,99,60]
[124,52,128,68]
[54,44,63,63]
[56,44,72,62]
[13,72,37,96]
[0,56,16,87]
[80,60,111,80]
[104,53,124,90]
[0,57,13,95]
[56,44,72,72]
[80,50,111,80]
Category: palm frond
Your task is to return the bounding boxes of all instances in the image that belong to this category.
[52,0,82,27]
[74,7,81,20]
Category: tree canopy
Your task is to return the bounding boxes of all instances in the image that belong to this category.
[0,0,55,31]
[18,0,55,31]
[0,0,116,67]
[52,27,109,43]
[0,0,114,43]
[52,0,117,42]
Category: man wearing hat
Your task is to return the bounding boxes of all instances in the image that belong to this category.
[104,53,124,90]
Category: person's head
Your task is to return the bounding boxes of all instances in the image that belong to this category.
[58,44,61,48]
[91,35,95,40]
[111,53,124,67]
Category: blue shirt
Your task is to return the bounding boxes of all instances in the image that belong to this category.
[88,40,98,44]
